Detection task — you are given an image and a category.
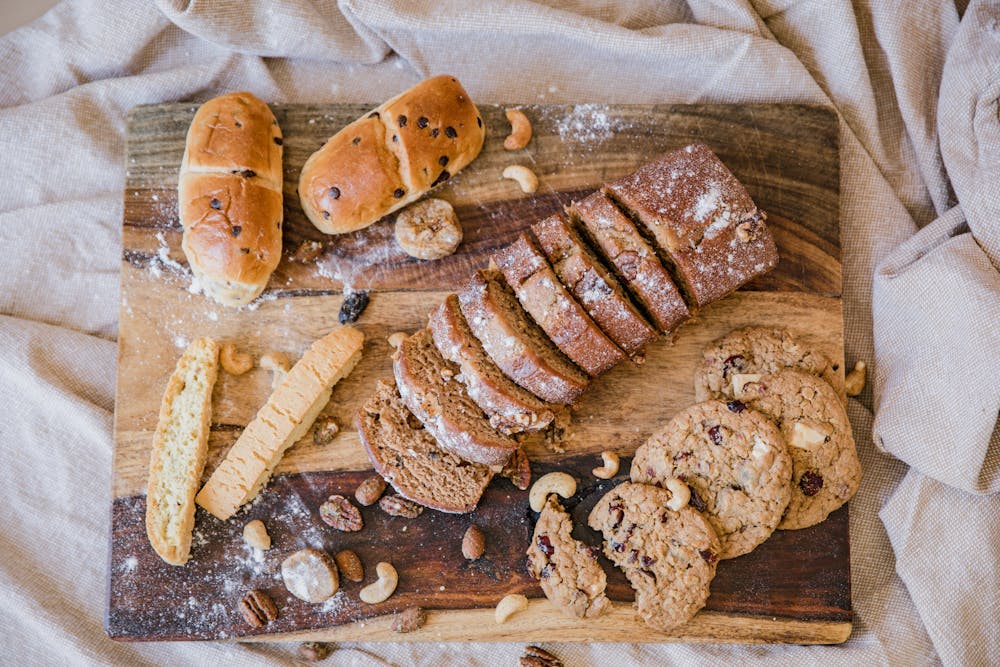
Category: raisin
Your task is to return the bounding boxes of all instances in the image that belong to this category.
[240,248,250,254]
[368,111,379,119]
[611,541,626,553]
[699,549,718,565]
[322,211,330,219]
[240,169,256,178]
[726,400,746,413]
[609,504,624,530]
[689,487,707,513]
[231,225,242,237]
[477,116,482,128]
[445,126,457,138]
[431,170,450,186]
[329,186,341,199]
[416,116,428,128]
[536,534,554,556]
[273,136,282,145]
[641,555,656,568]
[393,188,405,198]
[397,114,407,127]
[392,134,398,143]
[539,563,554,579]
[209,198,221,209]
[722,354,746,376]
[338,290,370,324]
[438,155,449,167]
[673,451,692,462]
[707,426,723,445]
[352,136,361,145]
[799,471,824,496]
[430,128,440,138]
[627,549,639,564]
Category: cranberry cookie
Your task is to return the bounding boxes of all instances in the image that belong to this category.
[694,327,844,402]
[588,482,720,632]
[526,495,611,619]
[734,370,861,529]
[631,400,792,559]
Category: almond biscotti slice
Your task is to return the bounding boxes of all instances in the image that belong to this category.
[494,233,625,376]
[527,495,611,619]
[196,326,364,520]
[430,294,555,435]
[356,381,494,513]
[145,337,220,565]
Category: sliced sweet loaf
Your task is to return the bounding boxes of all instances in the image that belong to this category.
[493,233,625,376]
[356,380,494,514]
[430,294,555,434]
[569,191,689,332]
[605,143,778,309]
[532,212,657,359]
[393,328,519,467]
[527,495,611,619]
[458,269,589,405]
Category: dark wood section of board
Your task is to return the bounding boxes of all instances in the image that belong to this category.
[107,454,850,641]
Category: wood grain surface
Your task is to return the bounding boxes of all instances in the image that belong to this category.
[109,102,847,644]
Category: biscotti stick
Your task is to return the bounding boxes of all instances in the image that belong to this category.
[196,326,364,520]
[146,337,220,565]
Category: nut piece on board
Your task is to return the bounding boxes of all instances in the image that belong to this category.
[528,472,577,512]
[665,477,691,511]
[319,495,364,532]
[220,343,253,375]
[591,451,620,479]
[520,645,564,667]
[391,606,427,633]
[355,475,388,506]
[462,525,486,560]
[281,549,339,603]
[394,198,463,260]
[503,109,532,151]
[334,549,364,583]
[844,360,866,396]
[495,593,529,624]
[297,642,332,661]
[359,561,398,604]
[387,332,408,349]
[502,165,539,193]
[379,494,424,518]
[242,519,271,550]
[239,589,278,628]
[500,448,532,490]
[312,418,339,446]
[291,240,324,263]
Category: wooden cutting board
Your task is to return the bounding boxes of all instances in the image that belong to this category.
[108,102,848,644]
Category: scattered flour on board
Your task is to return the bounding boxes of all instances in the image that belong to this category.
[554,104,619,144]
[121,556,138,573]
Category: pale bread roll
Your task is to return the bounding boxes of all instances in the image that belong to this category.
[145,337,220,566]
[299,75,485,235]
[179,92,283,307]
[195,326,365,520]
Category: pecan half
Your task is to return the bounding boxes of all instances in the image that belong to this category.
[500,448,531,490]
[319,495,363,532]
[239,589,278,628]
[520,645,563,667]
[312,418,339,446]
[378,494,424,518]
[297,642,331,661]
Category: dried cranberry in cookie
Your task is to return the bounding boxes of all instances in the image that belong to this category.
[605,143,778,308]
[631,401,792,559]
[526,495,611,619]
[588,482,720,631]
[733,370,861,529]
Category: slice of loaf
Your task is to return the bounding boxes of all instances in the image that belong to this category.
[430,294,555,434]
[356,381,494,513]
[532,212,657,359]
[569,191,689,332]
[146,337,220,565]
[493,233,625,376]
[196,326,364,520]
[459,269,589,405]
[394,328,519,466]
[604,143,778,308]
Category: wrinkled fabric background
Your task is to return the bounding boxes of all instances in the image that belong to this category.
[0,1,998,665]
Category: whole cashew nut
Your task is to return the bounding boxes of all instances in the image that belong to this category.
[219,343,253,376]
[359,561,398,604]
[259,350,291,389]
[502,165,539,194]
[494,593,528,624]
[528,472,577,512]
[503,109,532,150]
[665,478,691,512]
[591,451,620,479]
[844,360,866,396]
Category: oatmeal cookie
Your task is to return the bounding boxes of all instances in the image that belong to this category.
[588,482,720,632]
[631,400,792,559]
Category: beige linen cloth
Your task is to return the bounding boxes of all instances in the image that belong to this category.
[0,0,997,665]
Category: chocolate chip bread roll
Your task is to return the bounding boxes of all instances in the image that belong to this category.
[299,75,485,235]
[178,92,283,307]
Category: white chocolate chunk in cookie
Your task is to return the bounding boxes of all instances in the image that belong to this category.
[750,435,775,467]
[731,373,761,396]
[790,421,831,450]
